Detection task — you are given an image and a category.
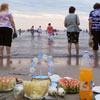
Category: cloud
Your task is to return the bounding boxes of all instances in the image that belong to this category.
[0,0,99,29]
[13,12,65,20]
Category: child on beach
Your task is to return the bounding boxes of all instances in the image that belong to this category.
[47,23,54,40]
[37,26,42,37]
[31,26,34,37]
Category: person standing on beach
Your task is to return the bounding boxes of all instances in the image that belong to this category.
[37,26,42,37]
[64,6,80,56]
[89,3,100,59]
[0,3,16,57]
[47,23,54,40]
[31,26,35,37]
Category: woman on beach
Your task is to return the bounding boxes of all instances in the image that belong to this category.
[64,6,80,56]
[89,3,100,60]
[0,3,16,57]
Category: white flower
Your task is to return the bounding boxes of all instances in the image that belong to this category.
[49,62,54,67]
[57,88,65,97]
[48,72,52,76]
[33,57,38,64]
[43,54,48,60]
[48,87,57,96]
[30,67,35,73]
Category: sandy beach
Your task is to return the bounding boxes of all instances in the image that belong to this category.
[0,31,100,100]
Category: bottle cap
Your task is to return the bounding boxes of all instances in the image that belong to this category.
[84,50,88,53]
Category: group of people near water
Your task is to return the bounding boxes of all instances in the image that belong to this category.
[30,23,54,40]
[30,26,42,37]
[0,2,100,61]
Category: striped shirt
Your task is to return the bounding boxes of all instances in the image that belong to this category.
[89,9,100,31]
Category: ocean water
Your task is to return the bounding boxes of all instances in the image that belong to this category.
[3,31,97,58]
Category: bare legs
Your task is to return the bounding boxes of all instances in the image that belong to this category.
[93,50,99,67]
[67,43,79,56]
[6,46,11,57]
[93,50,98,59]
[0,45,11,57]
[0,46,4,57]
[75,43,79,56]
[68,43,71,56]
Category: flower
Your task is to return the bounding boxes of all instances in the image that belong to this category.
[33,57,38,64]
[43,54,48,61]
[30,67,35,73]
[49,62,54,67]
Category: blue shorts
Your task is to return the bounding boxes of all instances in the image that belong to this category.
[31,30,34,34]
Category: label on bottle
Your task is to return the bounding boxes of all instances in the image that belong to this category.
[90,80,93,87]
[80,81,89,91]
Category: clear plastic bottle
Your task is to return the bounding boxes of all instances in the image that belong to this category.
[79,51,93,100]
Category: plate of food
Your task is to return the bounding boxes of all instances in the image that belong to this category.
[0,88,14,93]
[0,77,16,93]
[93,86,100,93]
[24,93,48,100]
[49,74,61,83]
[95,94,100,100]
[23,79,51,100]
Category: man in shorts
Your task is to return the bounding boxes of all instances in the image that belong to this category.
[89,3,100,59]
[64,6,80,56]
[47,23,54,40]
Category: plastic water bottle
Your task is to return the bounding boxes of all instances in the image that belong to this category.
[79,51,93,100]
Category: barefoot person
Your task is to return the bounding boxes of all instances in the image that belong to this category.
[37,26,42,37]
[47,23,54,40]
[89,3,100,59]
[31,26,35,37]
[64,6,80,56]
[0,3,16,57]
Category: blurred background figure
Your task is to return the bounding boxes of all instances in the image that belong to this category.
[37,26,42,37]
[0,3,16,57]
[18,28,21,36]
[30,26,34,37]
[47,23,54,40]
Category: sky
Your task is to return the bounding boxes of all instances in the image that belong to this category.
[0,0,100,30]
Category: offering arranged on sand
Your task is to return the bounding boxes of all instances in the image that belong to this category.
[59,78,80,94]
[0,77,16,92]
[23,78,51,99]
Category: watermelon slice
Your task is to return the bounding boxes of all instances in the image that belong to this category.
[0,77,16,91]
[59,78,80,94]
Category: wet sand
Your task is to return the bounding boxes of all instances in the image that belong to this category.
[0,57,99,100]
[3,31,97,58]
[0,31,100,100]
